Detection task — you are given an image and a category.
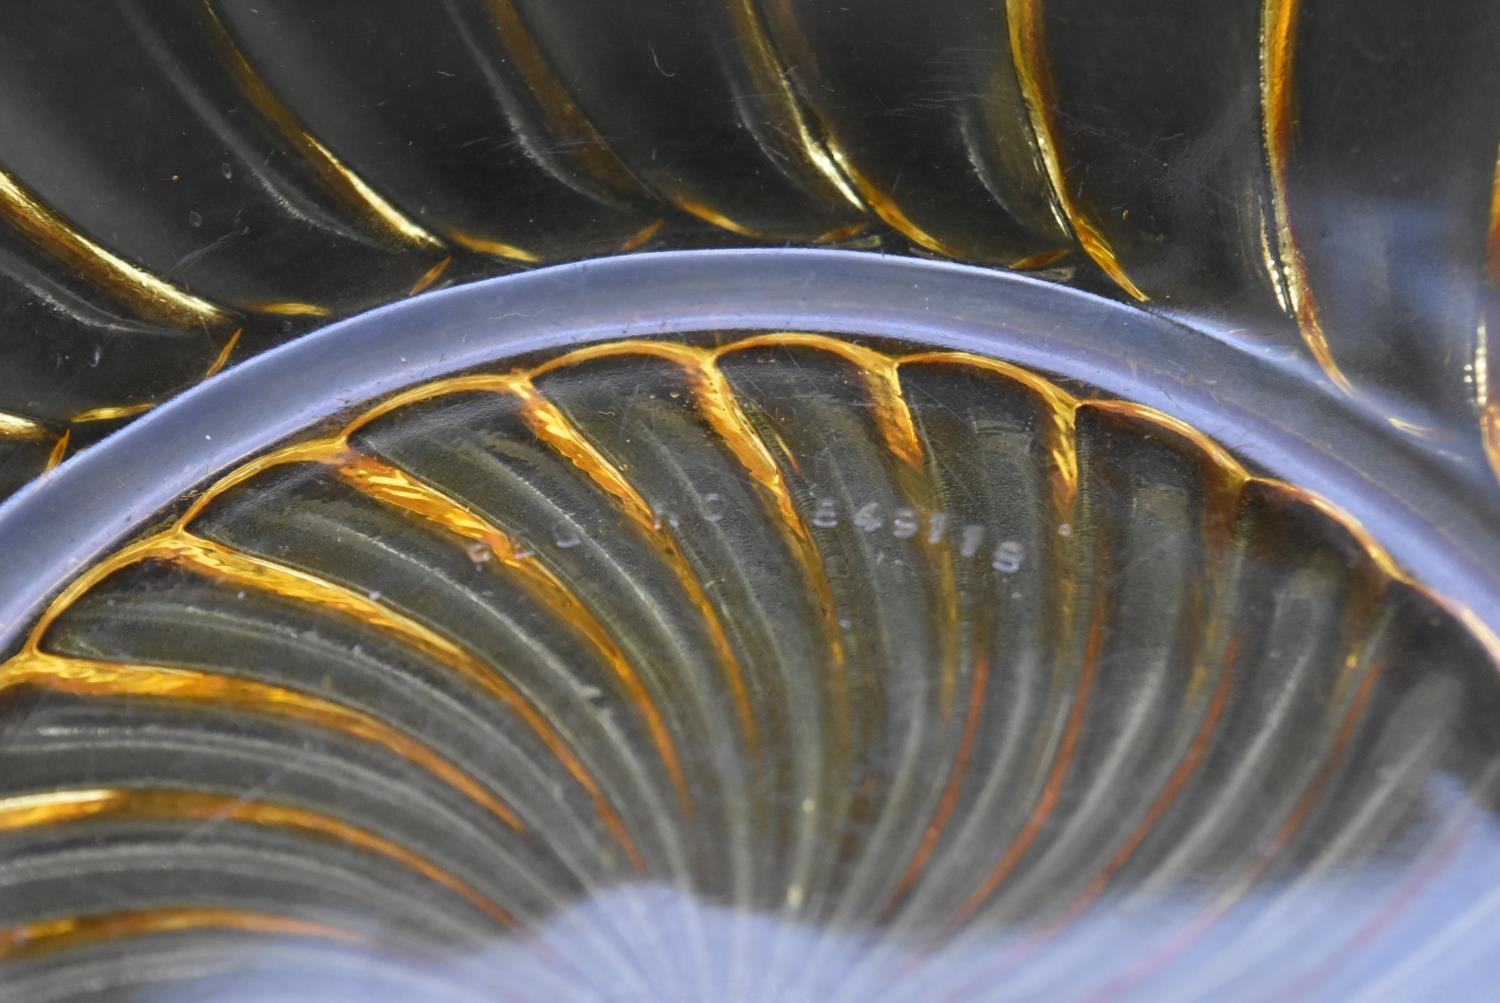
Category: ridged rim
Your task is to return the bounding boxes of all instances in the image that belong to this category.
[2,251,1497,661]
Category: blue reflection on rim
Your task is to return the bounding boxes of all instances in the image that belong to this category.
[1,249,1496,651]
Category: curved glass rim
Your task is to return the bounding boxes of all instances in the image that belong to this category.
[1,248,1495,654]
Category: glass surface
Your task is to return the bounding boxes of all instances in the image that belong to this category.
[4,319,1500,1000]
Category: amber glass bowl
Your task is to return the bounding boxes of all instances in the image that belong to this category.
[1,253,1498,1000]
[2,2,1499,999]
